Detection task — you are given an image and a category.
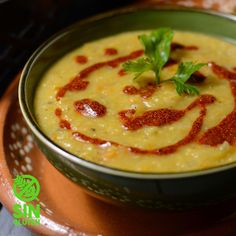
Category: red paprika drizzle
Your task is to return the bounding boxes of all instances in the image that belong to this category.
[55,108,62,117]
[75,55,88,64]
[105,48,118,56]
[54,45,236,156]
[72,107,205,155]
[74,99,106,118]
[72,95,215,155]
[119,108,185,131]
[54,108,72,130]
[56,50,144,100]
[199,63,236,146]
[123,83,157,99]
[59,120,72,130]
[118,69,126,76]
[56,43,199,100]
[56,80,89,101]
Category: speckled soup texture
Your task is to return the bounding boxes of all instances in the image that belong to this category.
[34,31,236,173]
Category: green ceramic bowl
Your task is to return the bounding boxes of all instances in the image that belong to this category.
[19,7,236,209]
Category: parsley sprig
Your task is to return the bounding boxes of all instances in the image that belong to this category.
[123,28,206,95]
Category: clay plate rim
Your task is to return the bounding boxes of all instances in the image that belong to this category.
[0,76,81,236]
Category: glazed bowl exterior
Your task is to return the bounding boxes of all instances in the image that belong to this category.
[19,7,236,209]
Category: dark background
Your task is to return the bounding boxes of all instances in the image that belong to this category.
[0,0,135,96]
[0,1,134,235]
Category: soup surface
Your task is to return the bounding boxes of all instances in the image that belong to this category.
[34,31,236,172]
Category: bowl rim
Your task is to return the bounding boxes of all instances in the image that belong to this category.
[19,5,236,179]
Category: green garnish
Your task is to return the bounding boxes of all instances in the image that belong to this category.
[123,57,152,81]
[123,28,206,95]
[168,62,206,95]
[139,28,174,83]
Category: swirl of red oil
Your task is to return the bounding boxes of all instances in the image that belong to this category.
[72,107,205,155]
[56,50,144,100]
[75,55,88,64]
[105,48,118,56]
[199,63,236,146]
[56,80,89,101]
[118,69,126,76]
[54,62,236,155]
[56,43,199,100]
[54,108,71,130]
[119,108,185,131]
[118,95,215,131]
[74,99,106,118]
[55,44,236,156]
[123,83,157,99]
[72,95,215,155]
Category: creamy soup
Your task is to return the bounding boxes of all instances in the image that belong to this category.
[34,31,236,173]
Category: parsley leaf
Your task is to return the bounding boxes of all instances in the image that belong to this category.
[123,57,152,80]
[151,28,174,83]
[170,62,206,95]
[172,79,200,95]
[123,28,173,83]
[122,28,207,96]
